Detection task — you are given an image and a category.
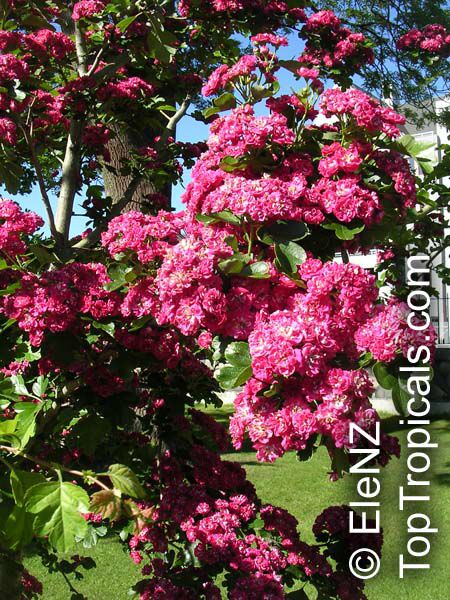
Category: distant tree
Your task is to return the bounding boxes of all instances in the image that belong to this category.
[315,0,450,124]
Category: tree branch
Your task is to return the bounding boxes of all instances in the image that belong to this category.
[0,445,110,491]
[21,125,59,243]
[54,21,89,250]
[159,94,192,144]
[54,119,85,249]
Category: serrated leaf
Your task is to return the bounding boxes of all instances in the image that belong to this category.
[219,156,249,173]
[90,490,122,521]
[10,469,46,506]
[24,481,90,553]
[13,402,42,449]
[106,464,146,499]
[0,418,17,436]
[219,256,247,275]
[10,375,29,397]
[274,242,306,273]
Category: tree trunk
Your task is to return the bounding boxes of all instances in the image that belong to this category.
[102,125,171,213]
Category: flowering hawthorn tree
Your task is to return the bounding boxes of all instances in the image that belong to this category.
[0,1,441,599]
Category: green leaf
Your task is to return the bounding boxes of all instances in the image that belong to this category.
[416,156,434,175]
[224,342,251,368]
[216,342,253,390]
[90,489,122,521]
[71,415,111,455]
[147,15,178,63]
[219,256,247,275]
[196,210,241,225]
[278,59,302,74]
[218,155,249,173]
[91,320,115,337]
[24,481,90,553]
[372,362,397,390]
[257,220,309,245]
[10,469,46,507]
[216,364,252,390]
[14,402,42,449]
[214,92,236,110]
[3,506,34,550]
[391,378,410,416]
[29,244,54,266]
[274,242,306,273]
[395,134,434,158]
[322,222,365,240]
[31,376,49,398]
[239,261,270,279]
[286,590,309,599]
[203,92,236,118]
[106,464,146,499]
[10,375,29,397]
[116,14,139,32]
[0,418,17,437]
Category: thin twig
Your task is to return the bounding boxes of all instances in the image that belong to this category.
[21,125,59,242]
[0,445,110,491]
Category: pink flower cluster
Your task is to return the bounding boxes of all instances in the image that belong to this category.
[320,88,406,138]
[129,413,363,600]
[374,150,417,206]
[0,53,29,85]
[154,226,232,335]
[397,24,450,55]
[311,175,382,224]
[1,263,120,345]
[250,33,288,47]
[0,117,17,145]
[208,104,295,156]
[248,260,378,380]
[24,30,75,61]
[0,200,43,256]
[230,371,382,463]
[299,10,374,73]
[318,141,369,177]
[202,55,258,96]
[184,97,413,227]
[101,210,184,263]
[214,260,412,463]
[72,0,105,21]
[186,154,309,223]
[355,300,436,363]
[97,77,155,101]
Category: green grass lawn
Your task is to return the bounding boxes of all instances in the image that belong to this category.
[25,408,450,599]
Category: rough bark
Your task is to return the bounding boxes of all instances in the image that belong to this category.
[102,124,169,213]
